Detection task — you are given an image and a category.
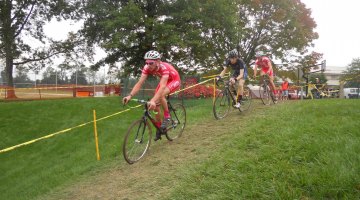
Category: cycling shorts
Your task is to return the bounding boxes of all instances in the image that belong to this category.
[261,67,273,77]
[155,76,181,94]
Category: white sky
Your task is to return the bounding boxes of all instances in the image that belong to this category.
[301,0,360,72]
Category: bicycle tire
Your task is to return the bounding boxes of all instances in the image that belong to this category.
[123,119,152,164]
[165,103,186,141]
[240,86,252,112]
[213,90,231,119]
[259,83,272,105]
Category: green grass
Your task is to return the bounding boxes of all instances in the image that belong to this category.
[1,98,359,199]
[0,97,213,200]
[167,99,360,199]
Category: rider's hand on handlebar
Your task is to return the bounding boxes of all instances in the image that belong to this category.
[230,77,236,84]
[215,76,222,81]
[122,95,131,105]
[147,100,157,110]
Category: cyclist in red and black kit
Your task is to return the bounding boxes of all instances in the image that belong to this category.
[217,49,247,108]
[123,50,181,141]
[253,49,278,101]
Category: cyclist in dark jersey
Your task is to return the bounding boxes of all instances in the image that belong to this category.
[217,49,247,108]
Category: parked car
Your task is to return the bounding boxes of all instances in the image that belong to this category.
[288,90,299,99]
[344,88,359,99]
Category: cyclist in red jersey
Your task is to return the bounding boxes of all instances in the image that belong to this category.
[253,50,277,101]
[123,50,181,141]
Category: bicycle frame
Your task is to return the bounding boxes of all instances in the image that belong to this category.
[217,79,238,105]
[137,96,181,134]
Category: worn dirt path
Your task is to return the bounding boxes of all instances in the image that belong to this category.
[41,103,269,200]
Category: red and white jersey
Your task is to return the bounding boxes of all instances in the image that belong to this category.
[255,56,272,70]
[141,61,180,82]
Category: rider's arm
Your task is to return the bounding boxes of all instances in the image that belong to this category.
[253,64,258,77]
[267,61,273,73]
[150,75,169,103]
[219,67,228,77]
[128,74,147,97]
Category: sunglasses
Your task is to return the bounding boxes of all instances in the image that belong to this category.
[145,61,155,65]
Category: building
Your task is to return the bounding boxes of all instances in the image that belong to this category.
[323,66,346,87]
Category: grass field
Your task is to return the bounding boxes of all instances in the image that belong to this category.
[0,96,211,199]
[0,97,359,199]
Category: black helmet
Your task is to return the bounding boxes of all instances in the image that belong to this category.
[228,49,238,58]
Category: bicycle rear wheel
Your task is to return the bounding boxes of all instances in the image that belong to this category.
[165,103,186,141]
[259,84,272,105]
[240,86,252,112]
[213,90,231,119]
[123,119,152,164]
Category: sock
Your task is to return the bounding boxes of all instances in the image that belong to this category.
[164,110,170,118]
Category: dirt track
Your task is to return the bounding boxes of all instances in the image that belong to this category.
[41,103,267,200]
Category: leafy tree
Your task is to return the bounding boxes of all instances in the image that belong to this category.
[13,70,32,84]
[309,73,327,84]
[341,58,360,87]
[237,0,319,63]
[79,0,239,76]
[79,0,319,78]
[0,0,80,98]
[69,66,88,85]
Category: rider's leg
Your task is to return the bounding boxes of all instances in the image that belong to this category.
[269,76,277,95]
[159,87,171,119]
[237,78,245,102]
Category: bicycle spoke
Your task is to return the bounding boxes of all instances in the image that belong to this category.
[123,120,151,164]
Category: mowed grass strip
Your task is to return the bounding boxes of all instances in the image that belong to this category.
[166,99,360,199]
[0,97,212,200]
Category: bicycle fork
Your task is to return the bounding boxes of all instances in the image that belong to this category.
[135,117,148,144]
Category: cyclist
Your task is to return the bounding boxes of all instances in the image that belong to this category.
[313,78,324,99]
[217,49,247,108]
[122,50,181,141]
[281,76,289,100]
[253,49,277,101]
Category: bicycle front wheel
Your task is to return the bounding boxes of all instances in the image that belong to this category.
[123,119,152,164]
[240,86,252,112]
[165,103,186,141]
[213,90,231,119]
[259,84,271,105]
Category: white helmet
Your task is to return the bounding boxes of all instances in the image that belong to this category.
[144,50,161,59]
[255,51,265,57]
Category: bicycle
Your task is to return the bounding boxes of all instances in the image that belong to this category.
[258,74,277,105]
[122,96,186,164]
[213,77,252,120]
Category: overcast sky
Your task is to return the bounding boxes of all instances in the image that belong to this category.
[301,0,360,72]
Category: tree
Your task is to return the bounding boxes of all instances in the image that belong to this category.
[237,0,319,66]
[79,0,239,76]
[309,73,327,84]
[0,0,80,98]
[341,58,360,87]
[79,0,320,78]
[69,66,88,85]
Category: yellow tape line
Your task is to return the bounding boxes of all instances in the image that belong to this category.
[170,78,214,95]
[0,105,142,154]
[0,78,215,154]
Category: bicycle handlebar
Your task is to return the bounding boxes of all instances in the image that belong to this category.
[131,99,147,104]
[130,99,158,114]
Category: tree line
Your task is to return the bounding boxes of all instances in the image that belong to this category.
[0,0,327,97]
